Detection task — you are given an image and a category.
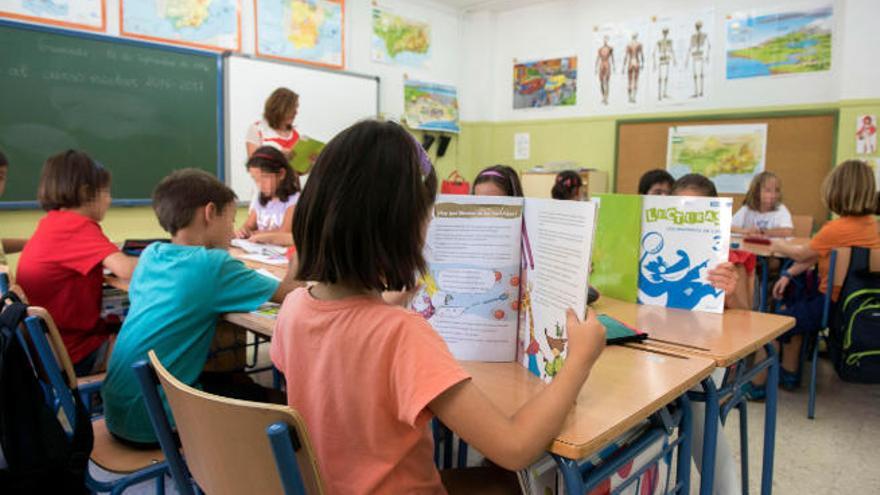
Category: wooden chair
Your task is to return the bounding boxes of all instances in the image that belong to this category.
[133,350,324,495]
[792,215,814,238]
[16,307,169,494]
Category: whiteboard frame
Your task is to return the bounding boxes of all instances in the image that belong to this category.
[223,53,380,202]
[0,19,225,209]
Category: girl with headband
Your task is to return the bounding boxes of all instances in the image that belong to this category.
[472,165,524,197]
[237,146,301,245]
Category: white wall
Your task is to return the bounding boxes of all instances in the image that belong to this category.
[5,0,465,121]
[466,0,879,122]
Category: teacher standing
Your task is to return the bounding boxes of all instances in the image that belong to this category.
[246,87,300,158]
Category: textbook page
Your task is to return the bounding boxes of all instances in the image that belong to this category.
[519,198,597,382]
[638,196,733,314]
[412,195,524,361]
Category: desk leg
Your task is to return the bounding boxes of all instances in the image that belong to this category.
[738,400,749,495]
[677,394,692,495]
[695,378,719,495]
[759,257,769,312]
[554,456,583,495]
[762,343,779,495]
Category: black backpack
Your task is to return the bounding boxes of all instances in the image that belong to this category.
[0,294,93,493]
[830,248,880,383]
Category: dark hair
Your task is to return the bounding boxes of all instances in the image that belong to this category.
[551,170,583,200]
[264,88,299,131]
[152,169,237,235]
[638,169,675,195]
[247,146,300,206]
[0,150,7,167]
[743,171,781,211]
[38,150,111,211]
[821,160,876,217]
[472,165,523,197]
[293,120,438,292]
[672,173,718,197]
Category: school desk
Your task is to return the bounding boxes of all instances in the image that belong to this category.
[594,297,795,495]
[730,236,811,311]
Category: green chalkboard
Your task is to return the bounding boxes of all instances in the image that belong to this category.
[0,20,221,206]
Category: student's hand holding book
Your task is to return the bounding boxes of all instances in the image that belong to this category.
[564,307,607,374]
[707,262,738,296]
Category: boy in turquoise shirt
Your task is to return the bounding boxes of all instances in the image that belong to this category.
[103,169,301,445]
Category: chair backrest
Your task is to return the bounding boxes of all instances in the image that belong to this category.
[147,351,324,495]
[792,215,814,238]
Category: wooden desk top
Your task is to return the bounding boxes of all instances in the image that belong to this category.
[463,346,714,460]
[730,236,810,258]
[228,247,289,280]
[594,298,795,367]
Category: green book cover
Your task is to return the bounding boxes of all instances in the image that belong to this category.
[591,193,642,302]
[289,136,326,174]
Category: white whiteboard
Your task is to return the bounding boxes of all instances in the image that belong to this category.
[225,55,379,201]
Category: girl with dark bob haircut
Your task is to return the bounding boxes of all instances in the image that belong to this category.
[273,119,607,492]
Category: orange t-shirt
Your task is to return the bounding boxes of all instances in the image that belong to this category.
[270,288,471,495]
[809,215,880,299]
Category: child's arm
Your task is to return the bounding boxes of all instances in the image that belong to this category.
[731,226,758,235]
[771,260,813,300]
[1,238,27,254]
[770,239,818,264]
[102,252,139,280]
[269,253,304,303]
[762,227,794,238]
[236,211,258,239]
[429,308,606,471]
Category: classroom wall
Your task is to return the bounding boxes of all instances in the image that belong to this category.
[453,0,880,186]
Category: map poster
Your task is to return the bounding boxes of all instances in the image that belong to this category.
[513,57,577,109]
[255,0,344,69]
[371,4,430,68]
[403,78,459,133]
[666,123,768,194]
[120,0,241,52]
[726,3,832,80]
[0,0,106,31]
[650,9,714,105]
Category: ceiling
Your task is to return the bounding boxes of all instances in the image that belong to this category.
[429,0,554,13]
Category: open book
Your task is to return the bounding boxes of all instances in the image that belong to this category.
[412,195,597,382]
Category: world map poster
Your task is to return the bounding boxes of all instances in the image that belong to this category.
[0,0,105,31]
[120,0,241,51]
[726,3,832,80]
[255,0,344,69]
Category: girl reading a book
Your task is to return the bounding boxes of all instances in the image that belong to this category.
[731,172,794,237]
[472,165,523,197]
[551,170,583,200]
[236,146,301,246]
[270,120,608,494]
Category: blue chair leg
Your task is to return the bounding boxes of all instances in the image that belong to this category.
[762,343,779,495]
[676,394,692,495]
[456,439,469,468]
[808,331,821,419]
[267,422,309,495]
[738,400,749,495]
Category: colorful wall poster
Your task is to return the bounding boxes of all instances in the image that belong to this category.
[638,195,732,314]
[592,19,650,106]
[667,123,768,194]
[725,3,832,80]
[591,194,642,302]
[403,79,460,133]
[254,0,344,69]
[513,57,578,109]
[412,195,524,362]
[650,9,714,105]
[518,198,596,383]
[0,0,105,31]
[856,115,877,155]
[371,5,430,68]
[120,0,241,52]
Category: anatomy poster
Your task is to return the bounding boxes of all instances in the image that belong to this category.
[591,19,651,107]
[649,10,714,105]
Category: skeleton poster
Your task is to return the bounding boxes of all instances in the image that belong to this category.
[649,10,714,105]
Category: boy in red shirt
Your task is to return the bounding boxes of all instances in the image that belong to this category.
[17,150,138,375]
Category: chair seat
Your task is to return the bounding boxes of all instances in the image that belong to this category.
[78,372,106,387]
[91,418,166,474]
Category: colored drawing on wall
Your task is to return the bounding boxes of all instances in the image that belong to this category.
[255,0,344,69]
[0,0,105,31]
[120,0,241,51]
[666,124,768,194]
[513,57,577,109]
[725,3,832,80]
[856,115,877,155]
[371,5,430,68]
[403,79,459,133]
[650,9,714,105]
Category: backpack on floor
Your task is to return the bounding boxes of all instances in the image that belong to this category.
[830,247,880,383]
[0,294,93,493]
